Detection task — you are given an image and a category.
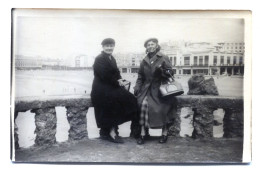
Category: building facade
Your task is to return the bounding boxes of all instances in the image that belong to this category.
[15,55,64,69]
[115,41,244,76]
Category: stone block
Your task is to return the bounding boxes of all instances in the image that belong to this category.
[31,107,57,146]
[66,106,88,140]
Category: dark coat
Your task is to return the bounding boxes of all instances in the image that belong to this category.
[134,51,177,129]
[91,51,138,128]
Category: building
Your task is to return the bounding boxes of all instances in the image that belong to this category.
[74,55,88,67]
[114,41,244,75]
[15,55,42,68]
[114,53,145,73]
[15,55,64,69]
[161,41,244,76]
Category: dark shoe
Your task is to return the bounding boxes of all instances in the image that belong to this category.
[100,134,110,140]
[100,134,124,144]
[108,135,124,144]
[137,136,145,145]
[159,135,168,144]
[113,135,124,143]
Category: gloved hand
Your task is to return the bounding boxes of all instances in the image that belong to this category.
[134,89,139,96]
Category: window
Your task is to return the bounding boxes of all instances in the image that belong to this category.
[131,68,139,73]
[194,56,198,65]
[221,56,224,64]
[122,68,127,73]
[204,56,209,66]
[174,57,177,66]
[199,56,203,65]
[183,69,191,74]
[213,56,217,64]
[239,56,243,65]
[184,56,190,66]
[227,56,231,64]
[170,57,173,63]
[233,56,237,64]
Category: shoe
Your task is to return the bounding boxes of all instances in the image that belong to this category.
[137,136,145,145]
[100,134,124,143]
[159,135,168,144]
[113,135,124,143]
[108,135,124,144]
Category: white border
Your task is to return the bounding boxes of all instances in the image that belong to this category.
[1,0,259,173]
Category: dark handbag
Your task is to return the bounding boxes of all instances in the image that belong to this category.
[159,72,184,97]
[121,79,131,91]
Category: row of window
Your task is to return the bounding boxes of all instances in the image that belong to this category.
[214,56,243,65]
[169,55,243,66]
[226,43,244,45]
[226,47,245,49]
[16,61,39,67]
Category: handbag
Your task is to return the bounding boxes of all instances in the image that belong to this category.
[159,72,184,97]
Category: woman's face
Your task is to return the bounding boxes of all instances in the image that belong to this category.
[103,44,115,54]
[146,41,158,53]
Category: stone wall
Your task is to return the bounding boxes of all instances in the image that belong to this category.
[13,95,244,147]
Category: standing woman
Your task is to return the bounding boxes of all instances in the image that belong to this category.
[134,38,177,144]
[91,38,139,143]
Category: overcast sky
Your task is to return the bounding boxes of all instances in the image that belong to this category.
[13,10,245,65]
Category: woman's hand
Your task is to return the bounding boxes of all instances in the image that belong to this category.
[118,79,125,86]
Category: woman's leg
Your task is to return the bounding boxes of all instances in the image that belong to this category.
[159,125,168,144]
[141,126,146,136]
[162,125,168,136]
[109,127,117,139]
[137,125,145,145]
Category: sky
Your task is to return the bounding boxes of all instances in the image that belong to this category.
[13,9,245,66]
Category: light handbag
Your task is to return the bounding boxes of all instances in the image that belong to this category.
[159,72,184,97]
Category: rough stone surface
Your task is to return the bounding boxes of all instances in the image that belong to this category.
[15,96,243,112]
[192,107,214,138]
[66,106,88,140]
[31,108,57,146]
[168,106,181,137]
[204,78,219,95]
[14,96,244,146]
[223,108,244,138]
[187,74,219,95]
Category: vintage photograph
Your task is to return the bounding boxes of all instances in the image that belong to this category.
[11,9,251,163]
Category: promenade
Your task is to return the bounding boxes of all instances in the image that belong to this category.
[14,137,243,163]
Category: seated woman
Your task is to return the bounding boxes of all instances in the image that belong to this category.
[134,38,177,145]
[91,38,139,143]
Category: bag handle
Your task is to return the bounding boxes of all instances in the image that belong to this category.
[161,70,175,85]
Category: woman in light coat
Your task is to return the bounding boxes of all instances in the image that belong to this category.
[134,38,177,144]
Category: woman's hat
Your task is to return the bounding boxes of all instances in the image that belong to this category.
[101,38,115,46]
[144,38,158,47]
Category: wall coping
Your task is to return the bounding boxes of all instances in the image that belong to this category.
[14,95,243,112]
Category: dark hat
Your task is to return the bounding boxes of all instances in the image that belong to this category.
[144,38,158,47]
[101,38,115,46]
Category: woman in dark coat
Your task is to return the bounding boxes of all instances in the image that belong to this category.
[134,38,177,144]
[91,38,139,143]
